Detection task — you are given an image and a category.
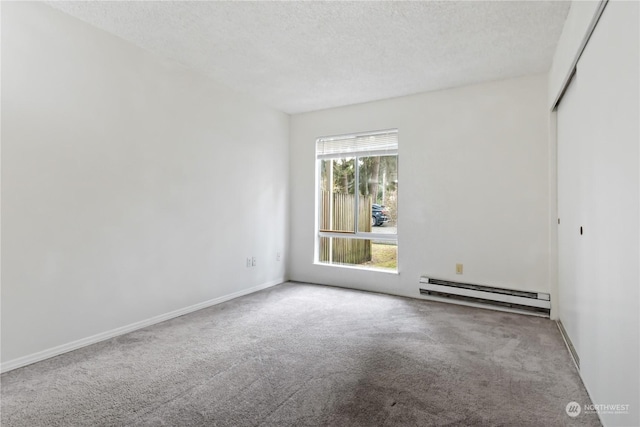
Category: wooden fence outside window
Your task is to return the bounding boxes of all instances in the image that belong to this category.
[319,191,372,265]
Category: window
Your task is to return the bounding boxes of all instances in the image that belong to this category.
[316,129,398,271]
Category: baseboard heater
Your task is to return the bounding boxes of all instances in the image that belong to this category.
[419,276,551,316]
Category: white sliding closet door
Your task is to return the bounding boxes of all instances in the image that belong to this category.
[557,74,585,359]
[556,1,639,425]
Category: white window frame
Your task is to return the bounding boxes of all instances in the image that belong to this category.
[315,129,398,265]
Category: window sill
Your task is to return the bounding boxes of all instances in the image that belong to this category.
[313,261,399,275]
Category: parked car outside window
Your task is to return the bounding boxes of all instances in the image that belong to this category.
[372,204,390,226]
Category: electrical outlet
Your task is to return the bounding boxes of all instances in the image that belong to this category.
[246,258,252,268]
[276,252,281,261]
[456,263,463,274]
[252,257,256,267]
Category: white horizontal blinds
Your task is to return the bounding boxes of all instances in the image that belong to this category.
[316,129,398,159]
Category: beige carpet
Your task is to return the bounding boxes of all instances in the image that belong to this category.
[1,282,600,426]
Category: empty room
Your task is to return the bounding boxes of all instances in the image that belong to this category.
[1,1,638,426]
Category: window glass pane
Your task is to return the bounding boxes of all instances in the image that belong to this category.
[358,155,397,233]
[318,237,397,271]
[320,158,356,232]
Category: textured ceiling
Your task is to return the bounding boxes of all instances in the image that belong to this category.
[47,1,570,114]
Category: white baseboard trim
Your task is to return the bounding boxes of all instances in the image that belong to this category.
[0,278,285,373]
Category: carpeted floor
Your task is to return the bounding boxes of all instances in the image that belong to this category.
[1,282,600,426]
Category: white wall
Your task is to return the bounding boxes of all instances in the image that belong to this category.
[1,2,289,368]
[555,1,639,425]
[289,74,550,302]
